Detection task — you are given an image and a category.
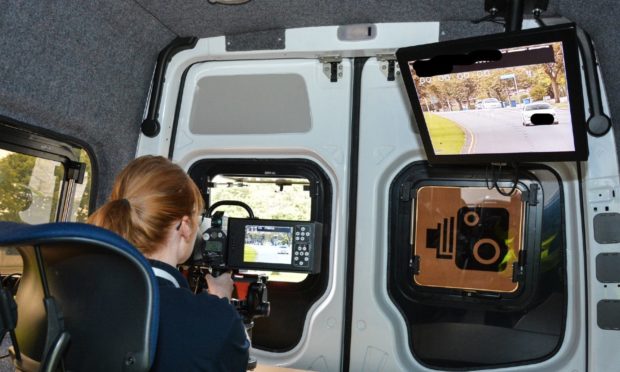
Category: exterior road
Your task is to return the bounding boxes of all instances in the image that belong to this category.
[432,107,573,154]
[245,242,291,264]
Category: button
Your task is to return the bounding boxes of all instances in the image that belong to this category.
[301,227,306,232]
[295,232,300,236]
[294,256,299,261]
[306,232,311,236]
[304,257,309,261]
[301,237,305,241]
[305,252,309,256]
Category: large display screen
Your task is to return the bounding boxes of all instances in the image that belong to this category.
[243,225,293,265]
[396,23,588,164]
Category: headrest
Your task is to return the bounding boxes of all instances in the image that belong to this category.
[0,222,159,371]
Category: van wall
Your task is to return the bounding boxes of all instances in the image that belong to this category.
[1,1,619,204]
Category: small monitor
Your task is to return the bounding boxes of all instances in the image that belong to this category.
[243,225,294,265]
[226,218,322,273]
[396,23,588,164]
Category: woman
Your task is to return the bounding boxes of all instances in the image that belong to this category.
[88,155,249,371]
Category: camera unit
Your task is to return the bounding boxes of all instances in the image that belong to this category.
[192,215,323,274]
[227,218,322,274]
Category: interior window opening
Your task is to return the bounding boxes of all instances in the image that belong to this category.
[188,158,332,351]
[209,175,311,220]
[0,121,95,278]
[389,163,566,369]
[209,174,311,283]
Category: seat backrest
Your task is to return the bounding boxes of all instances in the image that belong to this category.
[0,222,159,372]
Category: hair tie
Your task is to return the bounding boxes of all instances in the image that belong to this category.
[119,198,131,207]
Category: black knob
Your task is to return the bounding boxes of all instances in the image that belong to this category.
[141,119,161,137]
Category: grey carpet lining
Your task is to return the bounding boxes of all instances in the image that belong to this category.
[0,0,618,205]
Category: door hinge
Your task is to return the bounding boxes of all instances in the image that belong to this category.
[319,56,343,82]
[377,53,399,81]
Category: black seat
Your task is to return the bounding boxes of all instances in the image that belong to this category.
[0,222,159,372]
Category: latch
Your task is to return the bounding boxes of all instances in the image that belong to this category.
[399,182,413,201]
[520,183,539,205]
[303,181,321,197]
[377,53,400,81]
[411,255,420,275]
[319,56,343,82]
[65,161,86,184]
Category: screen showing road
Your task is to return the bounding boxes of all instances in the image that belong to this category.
[407,42,574,156]
[244,225,293,264]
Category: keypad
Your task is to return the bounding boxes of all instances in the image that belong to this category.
[293,225,313,267]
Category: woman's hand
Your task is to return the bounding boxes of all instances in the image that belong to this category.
[205,271,234,300]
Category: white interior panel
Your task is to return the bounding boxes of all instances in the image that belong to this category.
[352,58,587,371]
[170,58,353,371]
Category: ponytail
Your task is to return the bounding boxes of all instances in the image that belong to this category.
[88,156,204,255]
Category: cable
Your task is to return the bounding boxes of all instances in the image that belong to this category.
[494,163,519,196]
[485,163,519,196]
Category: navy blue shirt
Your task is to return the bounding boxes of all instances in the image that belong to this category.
[149,260,250,371]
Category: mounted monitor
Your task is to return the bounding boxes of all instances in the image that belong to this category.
[396,23,588,164]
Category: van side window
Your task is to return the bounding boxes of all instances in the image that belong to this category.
[189,158,332,351]
[209,174,311,283]
[389,163,566,369]
[209,175,311,221]
[0,119,96,275]
[0,150,63,224]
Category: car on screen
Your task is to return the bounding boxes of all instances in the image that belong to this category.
[522,102,558,126]
[480,98,502,109]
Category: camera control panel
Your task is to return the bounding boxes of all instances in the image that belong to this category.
[227,218,323,274]
[292,224,318,270]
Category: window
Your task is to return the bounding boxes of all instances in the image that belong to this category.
[209,175,311,283]
[209,175,311,221]
[189,158,332,351]
[0,118,96,276]
[389,162,565,369]
[0,150,63,224]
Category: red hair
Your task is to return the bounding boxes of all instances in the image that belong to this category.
[88,156,204,255]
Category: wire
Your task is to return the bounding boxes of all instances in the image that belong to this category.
[495,163,519,196]
[485,163,519,196]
